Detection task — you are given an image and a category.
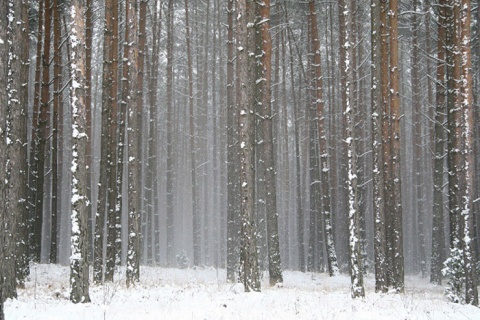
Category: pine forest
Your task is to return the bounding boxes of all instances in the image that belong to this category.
[0,0,480,317]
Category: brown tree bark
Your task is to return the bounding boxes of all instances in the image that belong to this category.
[50,0,62,265]
[69,0,91,303]
[13,0,31,286]
[226,0,240,281]
[105,0,120,282]
[237,0,260,292]
[0,2,8,312]
[388,0,404,293]
[459,0,478,305]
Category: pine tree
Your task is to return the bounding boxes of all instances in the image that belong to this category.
[237,0,261,292]
[226,0,240,282]
[371,0,387,293]
[12,0,30,287]
[1,1,9,315]
[69,0,91,303]
[165,0,175,267]
[126,0,140,287]
[343,0,365,299]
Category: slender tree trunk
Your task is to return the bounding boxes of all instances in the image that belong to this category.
[372,0,387,293]
[226,0,240,282]
[388,0,404,293]
[105,0,120,282]
[165,0,175,267]
[29,1,44,259]
[50,0,62,265]
[126,0,140,287]
[459,0,478,305]
[69,0,91,303]
[0,2,8,312]
[85,0,94,263]
[237,0,260,292]
[13,0,30,287]
[430,0,447,286]
[343,0,365,298]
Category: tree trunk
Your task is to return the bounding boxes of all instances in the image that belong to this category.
[430,0,447,286]
[28,1,44,259]
[226,0,240,282]
[237,0,260,292]
[105,0,120,282]
[50,0,62,265]
[388,0,404,293]
[459,0,478,305]
[165,0,175,267]
[0,1,7,311]
[13,0,30,287]
[258,0,283,285]
[343,0,365,299]
[371,0,387,293]
[126,0,140,287]
[69,0,91,303]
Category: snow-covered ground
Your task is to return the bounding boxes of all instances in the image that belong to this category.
[5,264,480,320]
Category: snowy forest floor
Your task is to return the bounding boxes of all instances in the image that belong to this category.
[5,264,480,320]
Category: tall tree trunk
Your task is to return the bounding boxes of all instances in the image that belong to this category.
[165,0,175,267]
[28,1,44,260]
[50,0,62,265]
[13,0,31,287]
[126,0,140,287]
[226,0,240,282]
[105,0,120,282]
[69,0,91,303]
[372,0,387,293]
[258,0,283,285]
[459,0,478,305]
[430,0,447,286]
[237,0,260,292]
[0,2,8,312]
[85,0,94,263]
[343,0,365,298]
[388,0,404,293]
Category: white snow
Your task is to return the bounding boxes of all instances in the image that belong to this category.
[5,264,480,320]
